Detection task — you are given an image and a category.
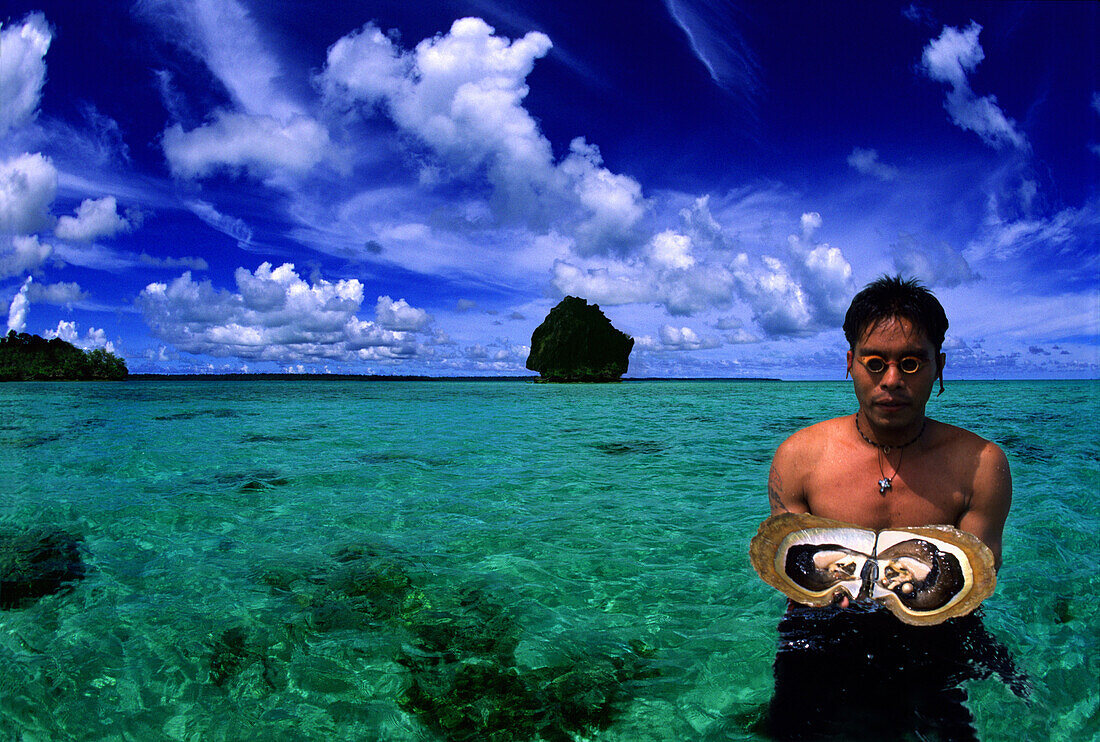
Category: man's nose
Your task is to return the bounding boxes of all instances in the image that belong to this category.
[880,364,904,387]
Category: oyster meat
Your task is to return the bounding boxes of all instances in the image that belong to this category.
[749,513,996,625]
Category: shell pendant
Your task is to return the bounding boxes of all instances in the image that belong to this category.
[878,477,892,495]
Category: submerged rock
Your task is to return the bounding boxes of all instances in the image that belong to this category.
[252,543,659,740]
[526,296,633,382]
[0,527,85,609]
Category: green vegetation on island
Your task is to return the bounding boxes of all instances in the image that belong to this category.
[526,296,634,382]
[0,331,128,381]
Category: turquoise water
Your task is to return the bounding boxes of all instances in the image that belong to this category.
[0,379,1096,741]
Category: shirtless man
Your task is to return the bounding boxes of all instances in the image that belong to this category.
[763,276,1017,741]
[768,275,1011,566]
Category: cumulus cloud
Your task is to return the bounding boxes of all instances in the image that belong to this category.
[319,18,647,255]
[649,230,695,269]
[0,234,53,277]
[45,320,115,353]
[137,262,430,363]
[54,196,132,241]
[781,212,854,327]
[27,280,86,305]
[678,195,726,249]
[921,22,1027,150]
[657,324,719,351]
[847,147,899,181]
[891,235,977,287]
[561,138,648,255]
[0,13,52,134]
[732,254,815,335]
[726,209,853,338]
[550,260,654,306]
[6,276,32,332]
[0,152,58,234]
[163,112,331,179]
[375,295,432,331]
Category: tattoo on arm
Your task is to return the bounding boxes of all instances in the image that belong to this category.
[768,465,789,512]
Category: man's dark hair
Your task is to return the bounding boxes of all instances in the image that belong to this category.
[843,275,948,351]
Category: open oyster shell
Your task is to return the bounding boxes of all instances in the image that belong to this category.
[749,513,996,626]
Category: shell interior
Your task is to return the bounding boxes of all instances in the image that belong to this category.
[750,514,996,625]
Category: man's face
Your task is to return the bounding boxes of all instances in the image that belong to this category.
[846,316,944,432]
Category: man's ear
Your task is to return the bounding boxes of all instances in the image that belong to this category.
[845,350,853,379]
[936,352,947,396]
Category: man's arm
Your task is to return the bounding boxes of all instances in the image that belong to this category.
[957,442,1012,571]
[768,435,811,516]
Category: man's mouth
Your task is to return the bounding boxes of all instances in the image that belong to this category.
[874,398,910,410]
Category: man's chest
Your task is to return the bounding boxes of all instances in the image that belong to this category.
[802,458,969,529]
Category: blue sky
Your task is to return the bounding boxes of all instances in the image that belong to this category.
[1,1,1097,378]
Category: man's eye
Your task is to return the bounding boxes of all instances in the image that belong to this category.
[862,356,886,372]
[899,357,924,373]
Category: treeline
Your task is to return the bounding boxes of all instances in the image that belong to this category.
[0,331,128,381]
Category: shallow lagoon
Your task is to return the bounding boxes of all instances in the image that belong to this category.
[1,379,1096,740]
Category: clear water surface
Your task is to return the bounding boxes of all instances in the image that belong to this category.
[0,379,1096,740]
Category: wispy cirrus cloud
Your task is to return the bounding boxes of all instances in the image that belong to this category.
[921,22,1027,150]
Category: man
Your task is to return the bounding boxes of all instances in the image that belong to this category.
[763,276,1021,741]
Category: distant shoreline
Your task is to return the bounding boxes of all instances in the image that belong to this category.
[126,373,783,382]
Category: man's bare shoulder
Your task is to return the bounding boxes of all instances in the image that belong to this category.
[928,418,1005,458]
[777,415,851,453]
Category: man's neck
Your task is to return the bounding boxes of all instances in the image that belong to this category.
[857,410,927,450]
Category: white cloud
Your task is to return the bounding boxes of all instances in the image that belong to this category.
[6,276,32,332]
[27,280,86,305]
[185,199,253,245]
[921,22,1027,150]
[375,295,432,331]
[144,0,333,182]
[562,138,648,255]
[318,23,409,103]
[137,262,429,362]
[138,0,301,121]
[800,211,822,238]
[0,234,53,278]
[661,0,761,104]
[550,260,654,306]
[657,324,719,351]
[0,152,58,234]
[891,235,977,287]
[649,229,695,269]
[45,319,115,353]
[782,214,854,328]
[0,13,52,135]
[163,111,331,179]
[138,252,209,271]
[732,254,816,336]
[319,18,647,255]
[847,147,899,181]
[54,196,132,241]
[967,194,1100,263]
[322,18,556,218]
[678,195,726,248]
